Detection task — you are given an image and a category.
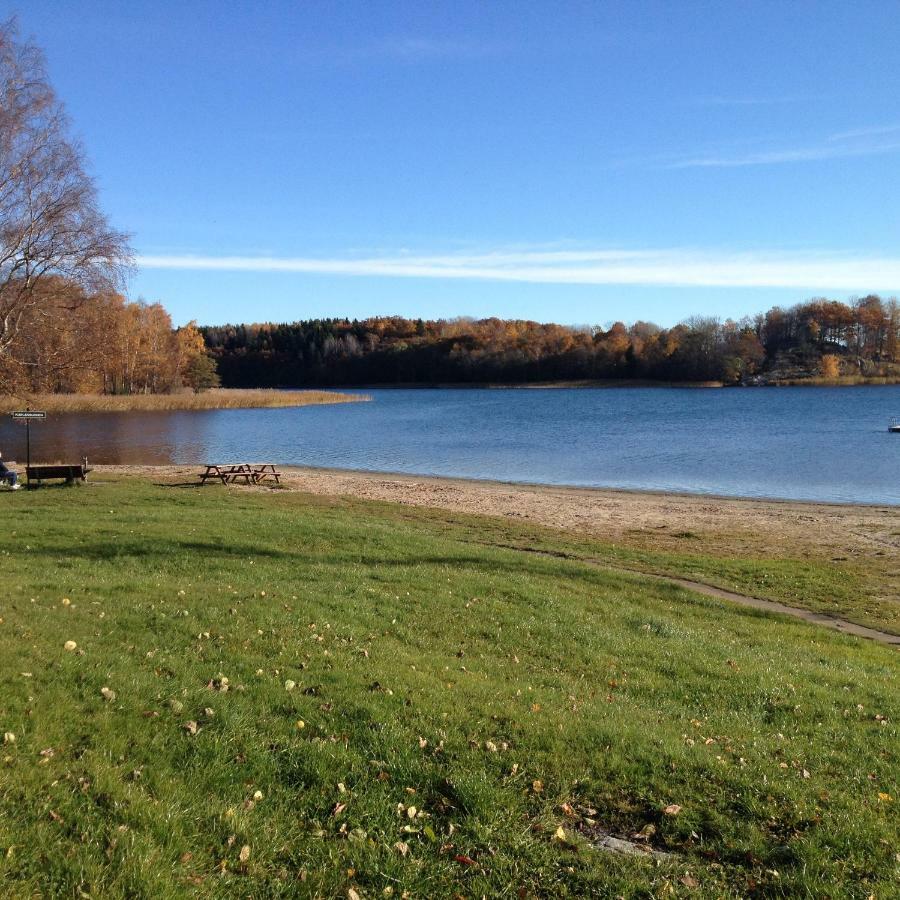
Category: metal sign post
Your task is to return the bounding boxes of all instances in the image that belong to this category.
[10,410,47,488]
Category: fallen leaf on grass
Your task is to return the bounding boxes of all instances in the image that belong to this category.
[182,721,200,736]
[238,844,250,863]
[531,780,543,793]
[100,687,116,702]
[63,641,77,652]
[663,804,682,816]
[553,826,578,849]
[455,853,477,867]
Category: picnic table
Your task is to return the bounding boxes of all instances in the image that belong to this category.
[199,463,281,486]
[251,463,281,484]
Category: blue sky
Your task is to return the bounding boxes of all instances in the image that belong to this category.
[7,1,900,326]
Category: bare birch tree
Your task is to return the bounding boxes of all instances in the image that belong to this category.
[0,18,130,362]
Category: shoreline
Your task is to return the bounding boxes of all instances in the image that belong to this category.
[270,378,900,390]
[96,462,899,511]
[95,462,900,562]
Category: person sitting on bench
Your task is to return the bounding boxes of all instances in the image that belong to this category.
[0,452,20,490]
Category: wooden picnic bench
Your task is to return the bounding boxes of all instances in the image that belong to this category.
[26,461,92,486]
[251,463,281,484]
[199,463,282,486]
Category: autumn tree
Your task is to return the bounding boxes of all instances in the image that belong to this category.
[820,354,841,378]
[176,320,220,392]
[886,299,899,363]
[0,18,130,365]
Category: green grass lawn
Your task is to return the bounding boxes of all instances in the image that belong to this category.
[0,480,897,898]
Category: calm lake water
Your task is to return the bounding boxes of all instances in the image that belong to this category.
[2,386,899,505]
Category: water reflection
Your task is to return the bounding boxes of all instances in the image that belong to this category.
[0,410,211,465]
[0,386,898,504]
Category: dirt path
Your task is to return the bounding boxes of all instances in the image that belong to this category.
[655,573,900,646]
[479,539,900,647]
[571,553,899,646]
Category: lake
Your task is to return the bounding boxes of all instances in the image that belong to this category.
[1,386,899,505]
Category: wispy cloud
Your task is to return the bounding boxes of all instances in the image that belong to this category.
[136,247,900,291]
[670,124,900,168]
[374,36,508,62]
[688,94,816,107]
[827,123,900,142]
[312,35,509,66]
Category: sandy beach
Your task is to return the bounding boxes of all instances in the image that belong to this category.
[97,463,900,563]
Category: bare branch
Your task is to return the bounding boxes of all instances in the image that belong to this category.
[0,18,131,357]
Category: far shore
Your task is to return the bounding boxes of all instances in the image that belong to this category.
[274,376,900,390]
[0,388,369,415]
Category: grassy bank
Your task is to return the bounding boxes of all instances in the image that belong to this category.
[772,375,900,386]
[0,479,897,897]
[0,389,369,414]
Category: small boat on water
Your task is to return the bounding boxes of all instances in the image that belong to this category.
[890,419,900,433]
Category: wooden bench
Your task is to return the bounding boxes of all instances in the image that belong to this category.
[199,464,282,485]
[26,462,92,486]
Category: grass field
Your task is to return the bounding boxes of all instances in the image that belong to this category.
[0,479,897,898]
[0,389,368,414]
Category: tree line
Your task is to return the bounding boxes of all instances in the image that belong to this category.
[202,295,900,388]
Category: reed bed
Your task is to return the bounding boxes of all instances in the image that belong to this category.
[0,388,369,414]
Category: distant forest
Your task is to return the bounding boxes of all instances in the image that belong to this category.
[202,295,900,388]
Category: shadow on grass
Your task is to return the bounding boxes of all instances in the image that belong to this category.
[26,539,300,562]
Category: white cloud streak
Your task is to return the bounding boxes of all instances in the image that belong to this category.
[136,248,900,291]
[670,124,900,168]
[688,94,817,107]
